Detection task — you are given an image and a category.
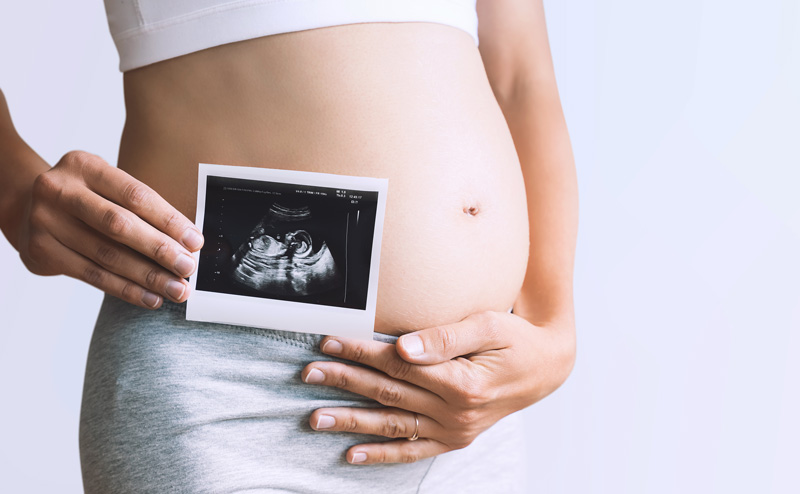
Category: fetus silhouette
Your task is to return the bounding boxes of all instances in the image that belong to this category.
[230,203,343,296]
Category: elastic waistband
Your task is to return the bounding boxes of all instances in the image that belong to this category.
[144,296,399,345]
[143,297,511,345]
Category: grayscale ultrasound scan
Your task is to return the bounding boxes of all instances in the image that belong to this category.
[196,175,379,310]
[230,203,343,297]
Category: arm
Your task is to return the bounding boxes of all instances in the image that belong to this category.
[0,86,204,308]
[0,88,51,249]
[298,0,578,464]
[478,0,578,359]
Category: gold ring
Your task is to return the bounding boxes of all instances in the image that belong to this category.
[408,413,420,441]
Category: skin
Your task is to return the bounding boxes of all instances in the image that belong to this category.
[300,0,579,464]
[0,95,201,308]
[115,20,532,335]
[0,146,201,308]
[0,0,576,468]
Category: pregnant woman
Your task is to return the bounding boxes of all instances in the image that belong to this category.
[0,0,577,492]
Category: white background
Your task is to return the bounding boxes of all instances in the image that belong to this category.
[1,1,798,492]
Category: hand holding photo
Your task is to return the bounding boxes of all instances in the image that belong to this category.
[187,163,388,340]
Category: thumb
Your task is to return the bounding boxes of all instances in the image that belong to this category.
[396,312,506,364]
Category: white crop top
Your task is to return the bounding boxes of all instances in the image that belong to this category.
[103,0,479,72]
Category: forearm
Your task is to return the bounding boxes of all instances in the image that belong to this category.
[0,88,52,250]
[502,87,579,329]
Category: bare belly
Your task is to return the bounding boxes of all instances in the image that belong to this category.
[117,22,530,336]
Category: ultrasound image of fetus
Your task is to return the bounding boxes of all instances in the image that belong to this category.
[230,203,343,297]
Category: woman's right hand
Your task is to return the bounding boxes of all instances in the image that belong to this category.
[17,150,204,309]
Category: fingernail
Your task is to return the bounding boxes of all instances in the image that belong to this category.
[322,339,343,355]
[315,414,335,429]
[182,229,204,251]
[351,452,367,464]
[402,335,424,357]
[304,368,325,384]
[142,292,160,308]
[175,253,195,277]
[166,279,186,300]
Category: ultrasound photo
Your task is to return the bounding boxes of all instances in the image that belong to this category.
[196,176,377,310]
[230,203,342,298]
[187,164,387,340]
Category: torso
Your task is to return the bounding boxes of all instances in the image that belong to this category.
[118,22,529,336]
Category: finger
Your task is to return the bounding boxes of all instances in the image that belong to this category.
[309,407,443,440]
[320,337,449,395]
[60,187,197,279]
[51,215,190,303]
[396,311,510,364]
[49,236,163,309]
[301,362,445,416]
[71,153,204,251]
[346,439,451,465]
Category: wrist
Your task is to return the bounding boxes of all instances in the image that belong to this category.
[515,312,577,402]
[0,137,50,250]
[551,318,577,388]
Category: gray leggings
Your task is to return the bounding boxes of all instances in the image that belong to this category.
[79,295,527,493]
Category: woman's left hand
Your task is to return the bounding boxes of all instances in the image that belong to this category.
[300,309,576,465]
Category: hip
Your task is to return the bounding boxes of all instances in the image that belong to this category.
[79,294,527,493]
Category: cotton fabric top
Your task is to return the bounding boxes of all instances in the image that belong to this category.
[103,0,479,72]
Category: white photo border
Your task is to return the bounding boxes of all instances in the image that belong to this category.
[186,163,388,341]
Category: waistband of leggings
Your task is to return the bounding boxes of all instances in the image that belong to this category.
[151,296,399,345]
[149,297,512,345]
